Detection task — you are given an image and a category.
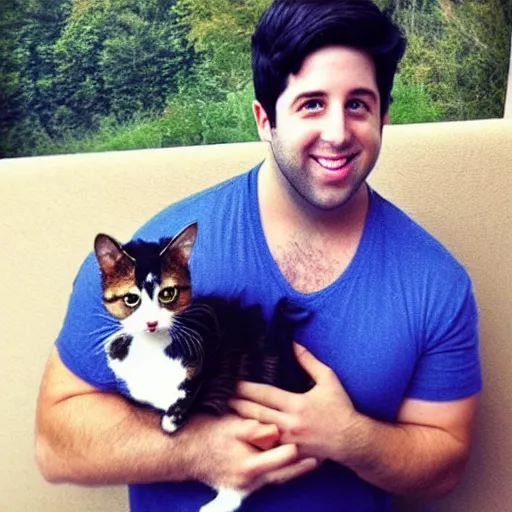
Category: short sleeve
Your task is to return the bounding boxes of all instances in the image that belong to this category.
[406,275,482,401]
[55,253,120,390]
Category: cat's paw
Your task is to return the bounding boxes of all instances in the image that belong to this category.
[161,415,179,434]
[199,488,245,512]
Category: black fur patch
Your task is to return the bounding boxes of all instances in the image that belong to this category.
[122,239,169,296]
[108,333,133,360]
[174,296,314,417]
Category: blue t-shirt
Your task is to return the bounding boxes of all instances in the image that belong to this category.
[56,165,481,512]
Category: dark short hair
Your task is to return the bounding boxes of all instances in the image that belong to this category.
[251,0,406,126]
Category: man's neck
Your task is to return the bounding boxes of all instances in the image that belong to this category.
[256,158,370,293]
[257,157,370,241]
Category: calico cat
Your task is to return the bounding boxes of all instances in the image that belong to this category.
[93,222,311,512]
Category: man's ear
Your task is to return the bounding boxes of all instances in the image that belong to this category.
[253,100,272,142]
[382,112,390,126]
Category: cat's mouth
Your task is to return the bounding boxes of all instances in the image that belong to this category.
[146,321,159,333]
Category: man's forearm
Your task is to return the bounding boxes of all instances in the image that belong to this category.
[231,348,478,498]
[35,350,314,493]
[337,414,469,497]
[36,392,192,485]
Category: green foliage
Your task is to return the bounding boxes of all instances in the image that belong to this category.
[1,0,511,157]
[389,74,444,124]
[0,0,72,156]
[431,0,510,119]
[160,82,258,146]
[99,5,192,121]
[173,0,269,91]
[15,82,258,156]
[389,0,511,120]
[1,0,194,157]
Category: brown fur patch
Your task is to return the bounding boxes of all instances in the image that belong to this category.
[102,266,137,319]
[160,247,192,312]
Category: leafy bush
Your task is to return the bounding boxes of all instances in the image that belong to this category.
[1,0,509,157]
[160,83,257,145]
[15,83,258,156]
[389,74,444,124]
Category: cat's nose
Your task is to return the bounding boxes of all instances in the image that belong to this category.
[146,321,158,332]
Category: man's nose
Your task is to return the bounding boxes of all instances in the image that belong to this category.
[321,108,350,146]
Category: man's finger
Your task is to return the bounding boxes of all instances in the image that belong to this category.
[244,422,280,450]
[236,381,294,410]
[260,456,319,486]
[293,343,332,383]
[231,398,285,427]
[244,443,300,476]
[237,418,279,447]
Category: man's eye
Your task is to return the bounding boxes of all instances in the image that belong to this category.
[347,99,367,111]
[302,100,323,112]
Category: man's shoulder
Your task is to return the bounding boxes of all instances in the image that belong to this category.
[371,190,469,279]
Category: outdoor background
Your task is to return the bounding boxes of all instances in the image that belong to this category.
[1,0,511,158]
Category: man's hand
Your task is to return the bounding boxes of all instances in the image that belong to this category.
[179,413,319,493]
[230,342,479,498]
[230,343,358,462]
[35,348,317,489]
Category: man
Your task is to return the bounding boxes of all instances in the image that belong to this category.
[35,1,481,511]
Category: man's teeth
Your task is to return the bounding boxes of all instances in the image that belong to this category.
[316,157,349,170]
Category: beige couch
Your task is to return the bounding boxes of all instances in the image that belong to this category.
[1,118,511,511]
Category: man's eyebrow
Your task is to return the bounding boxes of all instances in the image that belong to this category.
[290,88,379,107]
[291,91,326,107]
[351,88,379,103]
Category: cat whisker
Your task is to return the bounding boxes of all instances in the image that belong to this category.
[180,329,205,355]
[181,303,219,322]
[176,304,222,338]
[170,326,195,354]
[170,321,206,363]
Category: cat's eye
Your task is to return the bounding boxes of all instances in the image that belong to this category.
[159,287,178,304]
[123,293,141,308]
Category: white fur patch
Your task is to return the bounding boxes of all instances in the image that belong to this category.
[107,329,187,412]
[161,415,179,433]
[199,488,246,512]
[121,288,174,333]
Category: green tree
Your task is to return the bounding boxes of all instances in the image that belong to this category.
[52,0,193,130]
[2,0,511,157]
[379,0,511,120]
[0,0,71,156]
[99,2,192,121]
[434,0,510,119]
[174,0,269,95]
[0,1,26,153]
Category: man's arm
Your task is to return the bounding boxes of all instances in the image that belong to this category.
[231,343,479,498]
[344,394,478,497]
[35,348,318,490]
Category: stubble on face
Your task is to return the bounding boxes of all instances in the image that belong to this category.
[265,46,384,217]
[269,130,375,214]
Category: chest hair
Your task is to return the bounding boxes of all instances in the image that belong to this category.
[273,235,354,294]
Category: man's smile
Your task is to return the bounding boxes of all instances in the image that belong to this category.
[311,153,358,172]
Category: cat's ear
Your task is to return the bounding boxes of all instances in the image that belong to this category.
[163,222,198,263]
[94,234,132,275]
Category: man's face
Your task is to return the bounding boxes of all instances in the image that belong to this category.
[255,45,386,213]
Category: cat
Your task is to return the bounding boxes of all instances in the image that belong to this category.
[93,222,312,512]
